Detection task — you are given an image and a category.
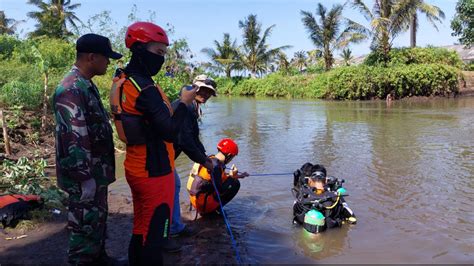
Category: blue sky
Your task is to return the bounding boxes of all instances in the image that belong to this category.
[1,0,460,63]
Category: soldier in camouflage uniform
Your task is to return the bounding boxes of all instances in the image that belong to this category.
[53,34,122,265]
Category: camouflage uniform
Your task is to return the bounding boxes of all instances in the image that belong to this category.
[53,66,115,264]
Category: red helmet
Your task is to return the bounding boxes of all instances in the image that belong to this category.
[125,22,169,49]
[217,138,239,156]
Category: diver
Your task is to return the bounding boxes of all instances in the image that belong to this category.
[292,163,356,234]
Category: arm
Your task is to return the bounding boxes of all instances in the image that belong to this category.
[178,113,208,165]
[54,89,92,182]
[135,87,188,142]
[210,164,224,192]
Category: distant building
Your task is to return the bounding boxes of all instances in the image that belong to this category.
[443,45,474,64]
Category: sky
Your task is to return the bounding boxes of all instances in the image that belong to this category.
[1,0,461,64]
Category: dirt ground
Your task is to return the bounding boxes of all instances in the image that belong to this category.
[1,112,245,264]
[0,191,243,264]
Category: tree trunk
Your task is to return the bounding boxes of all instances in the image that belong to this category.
[226,67,231,78]
[41,72,49,130]
[250,70,257,79]
[410,13,417,48]
[0,109,11,156]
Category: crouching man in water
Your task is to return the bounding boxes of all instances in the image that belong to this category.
[292,163,356,234]
[186,138,249,216]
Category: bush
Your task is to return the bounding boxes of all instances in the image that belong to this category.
[1,157,66,210]
[216,73,325,98]
[365,47,463,68]
[0,34,22,60]
[0,81,43,109]
[315,64,460,100]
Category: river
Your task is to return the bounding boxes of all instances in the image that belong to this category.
[111,96,474,264]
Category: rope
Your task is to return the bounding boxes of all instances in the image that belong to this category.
[225,167,293,177]
[209,171,243,264]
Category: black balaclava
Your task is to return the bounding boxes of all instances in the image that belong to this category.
[128,44,165,76]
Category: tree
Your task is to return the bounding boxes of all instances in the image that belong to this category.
[201,33,240,78]
[238,14,291,78]
[340,48,353,66]
[0,11,23,35]
[15,38,74,128]
[349,0,420,63]
[27,0,82,39]
[301,3,367,71]
[276,51,290,73]
[292,51,307,71]
[451,0,474,47]
[409,0,445,47]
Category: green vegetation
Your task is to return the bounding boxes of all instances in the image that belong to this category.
[451,0,474,47]
[408,0,445,48]
[1,157,66,210]
[365,47,463,68]
[218,62,459,100]
[27,0,82,39]
[300,3,367,71]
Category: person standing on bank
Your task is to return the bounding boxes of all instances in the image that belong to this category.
[170,75,217,238]
[109,22,196,265]
[53,33,122,264]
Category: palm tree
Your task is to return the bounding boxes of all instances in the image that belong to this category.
[307,49,322,65]
[276,51,290,73]
[340,48,353,66]
[238,14,291,78]
[27,0,81,39]
[301,3,367,71]
[0,11,22,35]
[409,0,445,47]
[201,33,240,78]
[292,51,307,71]
[349,0,419,63]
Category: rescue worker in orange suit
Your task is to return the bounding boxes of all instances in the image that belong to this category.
[186,138,249,216]
[109,22,196,265]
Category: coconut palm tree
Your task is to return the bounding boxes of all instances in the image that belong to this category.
[276,51,290,73]
[27,0,82,39]
[292,51,307,71]
[0,11,23,35]
[409,0,445,47]
[340,48,353,66]
[238,14,291,78]
[301,3,367,71]
[201,33,240,78]
[349,0,419,63]
[307,49,323,65]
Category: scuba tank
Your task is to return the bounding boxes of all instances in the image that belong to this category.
[303,209,326,234]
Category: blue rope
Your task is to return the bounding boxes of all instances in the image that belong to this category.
[247,172,293,177]
[225,167,293,177]
[210,171,243,264]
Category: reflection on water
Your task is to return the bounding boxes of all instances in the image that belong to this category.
[111,97,474,264]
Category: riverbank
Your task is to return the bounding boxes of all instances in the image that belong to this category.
[0,191,242,264]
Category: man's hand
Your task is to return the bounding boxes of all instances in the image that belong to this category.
[203,158,214,172]
[229,164,238,177]
[180,84,197,106]
[80,178,96,201]
[235,171,249,179]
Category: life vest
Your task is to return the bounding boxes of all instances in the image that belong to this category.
[110,69,173,145]
[186,157,227,212]
[0,194,43,227]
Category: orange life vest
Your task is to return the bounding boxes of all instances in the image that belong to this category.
[110,69,176,177]
[110,69,173,145]
[186,157,228,213]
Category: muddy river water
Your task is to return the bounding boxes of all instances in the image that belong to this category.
[111,96,474,263]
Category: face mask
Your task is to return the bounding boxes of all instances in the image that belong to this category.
[141,49,165,76]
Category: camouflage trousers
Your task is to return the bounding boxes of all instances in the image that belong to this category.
[63,178,109,265]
